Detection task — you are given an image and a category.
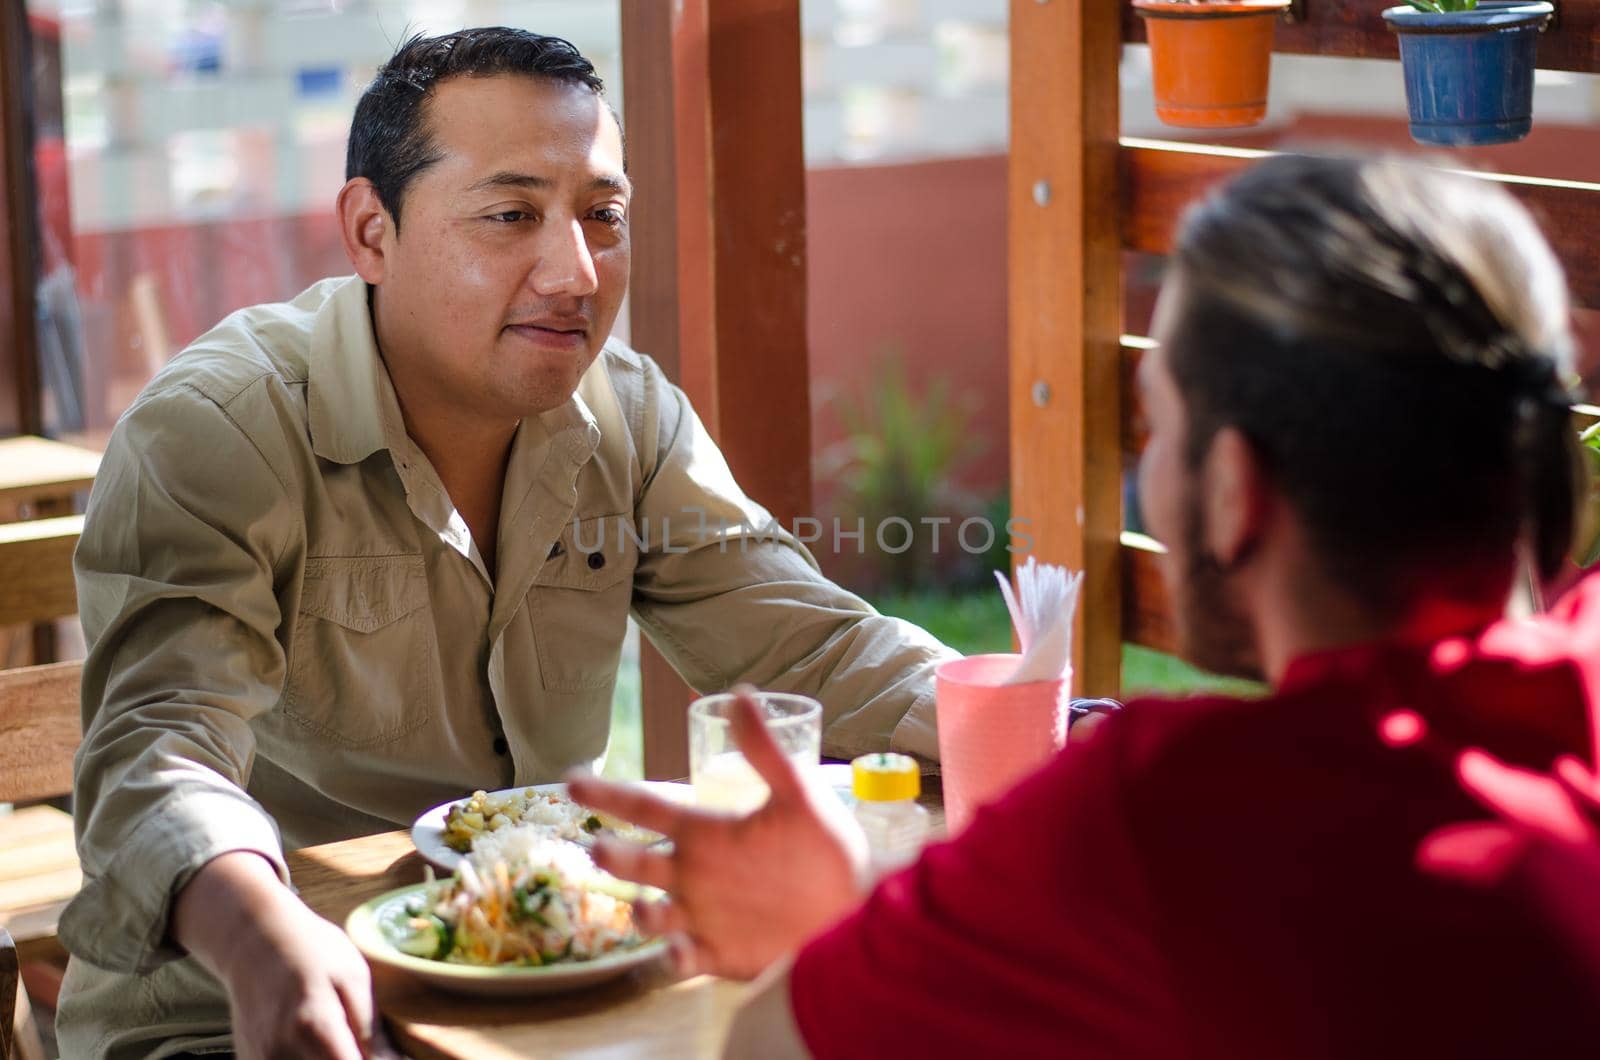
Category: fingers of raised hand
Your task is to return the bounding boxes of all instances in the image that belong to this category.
[567,774,691,837]
[593,836,676,891]
[634,896,689,938]
[665,932,705,979]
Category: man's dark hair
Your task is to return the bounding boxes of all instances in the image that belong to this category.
[346,27,607,231]
[1167,154,1581,610]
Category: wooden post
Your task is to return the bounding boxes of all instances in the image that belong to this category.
[1009,0,1123,698]
[621,0,812,779]
[0,0,42,438]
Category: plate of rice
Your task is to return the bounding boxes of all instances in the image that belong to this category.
[410,782,688,871]
[348,826,669,996]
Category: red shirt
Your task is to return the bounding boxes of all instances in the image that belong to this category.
[791,578,1600,1058]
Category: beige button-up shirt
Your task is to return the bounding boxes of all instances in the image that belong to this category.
[57,275,949,1058]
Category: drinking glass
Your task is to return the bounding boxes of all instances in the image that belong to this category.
[688,691,822,814]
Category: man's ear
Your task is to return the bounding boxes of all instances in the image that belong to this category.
[336,178,391,285]
[1201,426,1270,568]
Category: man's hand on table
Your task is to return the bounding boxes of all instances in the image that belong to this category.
[171,850,401,1060]
[568,687,869,981]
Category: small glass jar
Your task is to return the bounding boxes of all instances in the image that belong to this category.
[851,752,930,878]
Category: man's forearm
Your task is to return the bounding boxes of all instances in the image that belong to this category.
[170,850,297,982]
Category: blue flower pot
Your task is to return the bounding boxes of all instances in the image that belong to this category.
[1382,1,1553,146]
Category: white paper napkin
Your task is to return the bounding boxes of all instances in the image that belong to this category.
[995,557,1083,686]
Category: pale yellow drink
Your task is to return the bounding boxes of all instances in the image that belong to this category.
[693,749,816,813]
[688,692,821,816]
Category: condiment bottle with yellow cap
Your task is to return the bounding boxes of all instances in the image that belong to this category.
[851,752,929,877]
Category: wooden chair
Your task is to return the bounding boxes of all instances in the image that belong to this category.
[0,513,85,1059]
[1,922,47,1060]
[0,512,84,946]
[0,661,84,954]
[0,660,80,1060]
[0,515,82,631]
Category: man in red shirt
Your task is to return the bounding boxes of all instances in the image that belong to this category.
[570,154,1600,1058]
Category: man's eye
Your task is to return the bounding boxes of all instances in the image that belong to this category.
[489,211,530,224]
[591,208,625,228]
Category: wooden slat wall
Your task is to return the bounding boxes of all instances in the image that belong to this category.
[1010,0,1125,698]
[1121,0,1600,73]
[1121,532,1174,655]
[621,0,811,779]
[1120,336,1153,458]
[1122,138,1600,309]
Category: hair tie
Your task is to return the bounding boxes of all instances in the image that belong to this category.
[1489,339,1575,410]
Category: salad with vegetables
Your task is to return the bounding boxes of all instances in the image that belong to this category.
[388,826,646,967]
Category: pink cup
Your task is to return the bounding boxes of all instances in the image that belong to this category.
[936,653,1070,835]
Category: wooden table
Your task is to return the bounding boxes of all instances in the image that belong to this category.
[289,781,944,1059]
[0,436,100,511]
[290,830,746,1059]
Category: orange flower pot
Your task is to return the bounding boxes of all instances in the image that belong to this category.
[1134,0,1291,129]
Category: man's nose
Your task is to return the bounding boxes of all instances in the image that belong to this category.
[527,218,600,299]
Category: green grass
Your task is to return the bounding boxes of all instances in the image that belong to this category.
[605,623,644,781]
[870,587,1263,698]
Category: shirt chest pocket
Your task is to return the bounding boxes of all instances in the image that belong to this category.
[528,514,640,692]
[283,555,440,747]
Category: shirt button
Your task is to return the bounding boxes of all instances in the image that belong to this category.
[492,736,509,756]
[587,551,606,570]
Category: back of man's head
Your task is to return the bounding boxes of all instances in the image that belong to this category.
[346,27,607,232]
[1166,154,1581,613]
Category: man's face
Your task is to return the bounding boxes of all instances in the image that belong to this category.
[371,75,630,420]
[1138,276,1259,678]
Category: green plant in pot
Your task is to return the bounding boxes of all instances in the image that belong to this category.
[1382,0,1555,146]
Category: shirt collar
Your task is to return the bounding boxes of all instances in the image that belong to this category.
[307,277,392,466]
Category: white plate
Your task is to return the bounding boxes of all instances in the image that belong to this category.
[346,883,669,997]
[410,781,692,872]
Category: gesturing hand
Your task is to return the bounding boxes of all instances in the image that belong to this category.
[568,687,868,980]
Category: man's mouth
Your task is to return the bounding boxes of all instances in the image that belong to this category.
[506,321,589,351]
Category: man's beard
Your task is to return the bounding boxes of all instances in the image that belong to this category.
[1173,491,1264,681]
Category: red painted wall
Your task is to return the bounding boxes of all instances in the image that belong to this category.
[805,155,1011,505]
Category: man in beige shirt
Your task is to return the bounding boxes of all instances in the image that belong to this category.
[57,29,948,1059]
